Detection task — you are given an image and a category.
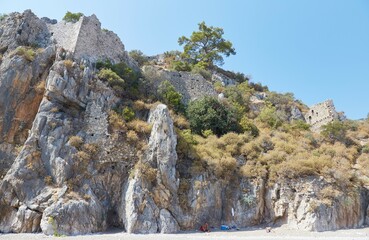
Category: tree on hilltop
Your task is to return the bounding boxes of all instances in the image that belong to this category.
[178,21,236,68]
[63,11,83,23]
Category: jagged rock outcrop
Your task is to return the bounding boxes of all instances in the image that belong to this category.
[0,10,369,236]
[0,10,55,179]
[123,104,180,234]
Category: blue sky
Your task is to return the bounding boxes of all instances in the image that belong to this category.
[2,0,369,119]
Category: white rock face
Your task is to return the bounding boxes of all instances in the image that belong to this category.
[123,104,180,234]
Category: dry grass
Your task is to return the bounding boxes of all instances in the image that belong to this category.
[127,130,139,142]
[82,143,99,156]
[64,59,74,70]
[127,119,152,135]
[44,176,53,185]
[68,136,83,149]
[15,46,36,61]
[109,110,127,130]
[136,161,157,182]
[34,81,46,94]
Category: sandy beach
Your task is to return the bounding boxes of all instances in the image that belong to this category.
[1,226,369,240]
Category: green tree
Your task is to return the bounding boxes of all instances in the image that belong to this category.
[0,13,8,21]
[240,116,259,137]
[158,80,183,112]
[178,21,236,67]
[187,96,240,136]
[129,50,148,67]
[321,121,348,144]
[63,11,83,23]
[257,104,283,129]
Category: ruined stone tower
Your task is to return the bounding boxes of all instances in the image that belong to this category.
[47,14,135,67]
[305,100,340,132]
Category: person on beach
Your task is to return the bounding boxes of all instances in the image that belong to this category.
[199,222,210,232]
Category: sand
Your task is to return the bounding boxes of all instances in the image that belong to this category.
[1,226,369,240]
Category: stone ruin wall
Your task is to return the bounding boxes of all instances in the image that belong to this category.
[73,15,126,63]
[142,65,217,104]
[305,100,339,132]
[47,17,82,53]
[47,15,127,64]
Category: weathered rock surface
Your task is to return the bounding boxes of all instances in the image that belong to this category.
[0,10,369,237]
[123,104,180,234]
[0,10,55,179]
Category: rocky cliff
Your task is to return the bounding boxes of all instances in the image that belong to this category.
[0,10,368,236]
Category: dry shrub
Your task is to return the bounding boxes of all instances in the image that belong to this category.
[82,143,99,156]
[259,150,287,165]
[83,194,91,201]
[109,110,126,130]
[241,142,262,160]
[220,132,249,156]
[127,130,139,142]
[171,112,190,129]
[319,186,341,206]
[273,154,332,179]
[127,119,152,134]
[136,162,157,182]
[75,151,90,162]
[133,100,150,110]
[35,81,46,94]
[357,153,369,176]
[44,176,53,185]
[214,156,238,179]
[50,107,59,113]
[15,46,36,61]
[69,136,83,149]
[64,59,73,70]
[240,161,268,179]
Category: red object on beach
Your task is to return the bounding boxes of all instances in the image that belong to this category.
[200,223,210,232]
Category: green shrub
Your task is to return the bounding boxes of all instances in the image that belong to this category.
[96,60,140,98]
[191,62,212,80]
[257,104,283,129]
[158,80,183,112]
[187,96,240,136]
[171,60,192,72]
[129,50,148,66]
[291,120,310,131]
[63,11,83,23]
[240,116,259,137]
[16,47,36,62]
[213,81,225,93]
[201,129,214,138]
[98,68,124,87]
[321,121,348,144]
[234,72,250,83]
[122,107,135,122]
[0,13,8,21]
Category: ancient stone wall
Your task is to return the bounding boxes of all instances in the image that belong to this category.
[305,100,339,132]
[142,65,217,104]
[47,18,81,53]
[48,15,127,64]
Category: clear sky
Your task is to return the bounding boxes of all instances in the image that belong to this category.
[2,0,369,119]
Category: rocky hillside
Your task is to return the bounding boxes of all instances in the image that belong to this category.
[1,10,369,236]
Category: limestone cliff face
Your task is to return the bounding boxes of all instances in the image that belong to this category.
[0,10,369,236]
[123,104,180,234]
[0,10,55,179]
